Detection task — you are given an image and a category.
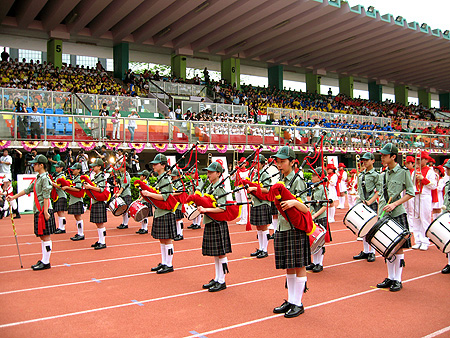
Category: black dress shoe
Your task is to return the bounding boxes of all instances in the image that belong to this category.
[269,234,275,240]
[187,224,195,229]
[208,282,226,292]
[54,228,66,234]
[202,279,217,289]
[273,300,292,313]
[136,229,148,234]
[191,224,201,229]
[91,241,99,248]
[151,263,163,272]
[442,265,450,274]
[174,234,184,241]
[31,260,51,270]
[117,224,128,229]
[305,263,316,271]
[157,265,174,274]
[94,243,107,250]
[312,264,323,273]
[14,215,21,219]
[389,280,403,292]
[353,251,369,260]
[256,251,268,259]
[284,304,304,318]
[367,253,376,262]
[250,249,261,257]
[70,234,85,241]
[377,278,393,288]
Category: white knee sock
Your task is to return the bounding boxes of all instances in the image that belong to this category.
[448,254,450,265]
[261,230,270,252]
[214,256,220,282]
[293,276,307,306]
[160,244,167,265]
[328,207,335,222]
[272,217,278,232]
[194,214,202,226]
[141,218,148,230]
[312,251,321,265]
[176,221,183,236]
[97,227,106,245]
[122,213,129,226]
[387,260,396,280]
[286,273,296,304]
[257,230,263,250]
[218,257,228,284]
[363,238,374,253]
[41,240,52,264]
[77,220,84,236]
[58,217,66,230]
[395,254,405,282]
[166,244,174,267]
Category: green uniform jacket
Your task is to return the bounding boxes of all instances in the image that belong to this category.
[250,169,271,207]
[278,170,305,231]
[154,173,173,218]
[357,168,379,202]
[91,172,106,205]
[310,184,328,221]
[443,179,450,211]
[68,174,83,206]
[53,171,67,199]
[119,172,131,197]
[24,172,53,213]
[203,180,226,225]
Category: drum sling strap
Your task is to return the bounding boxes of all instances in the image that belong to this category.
[33,176,46,236]
[362,172,369,201]
[383,172,390,204]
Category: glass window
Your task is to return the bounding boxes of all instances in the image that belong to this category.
[18,49,42,63]
[107,59,113,72]
[62,54,70,66]
[76,55,97,68]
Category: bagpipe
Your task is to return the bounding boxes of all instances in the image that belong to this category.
[241,169,281,202]
[134,179,179,212]
[54,176,85,198]
[80,175,111,202]
[50,176,60,202]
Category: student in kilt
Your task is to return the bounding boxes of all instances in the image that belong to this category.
[306,168,329,273]
[197,161,231,292]
[66,163,85,241]
[7,155,56,270]
[376,143,414,292]
[187,169,203,230]
[84,158,108,250]
[171,168,185,241]
[52,161,68,234]
[353,152,378,262]
[135,170,153,234]
[247,155,271,259]
[143,154,177,274]
[272,146,310,318]
[268,159,279,240]
[441,161,450,274]
[116,163,132,229]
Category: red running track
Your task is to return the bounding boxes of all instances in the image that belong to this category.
[0,207,449,338]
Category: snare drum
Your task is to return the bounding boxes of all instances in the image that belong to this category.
[365,217,411,260]
[426,212,450,253]
[184,204,201,221]
[128,201,149,222]
[343,202,378,237]
[309,223,327,254]
[108,196,128,216]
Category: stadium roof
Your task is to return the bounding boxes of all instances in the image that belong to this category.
[1,0,450,92]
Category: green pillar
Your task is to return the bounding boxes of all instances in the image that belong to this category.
[394,85,408,105]
[439,93,450,109]
[418,89,431,108]
[339,76,354,98]
[368,81,382,102]
[306,73,320,94]
[113,42,129,80]
[171,54,186,80]
[47,39,62,69]
[268,65,283,90]
[221,58,240,89]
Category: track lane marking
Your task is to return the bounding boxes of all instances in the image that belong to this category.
[422,325,450,338]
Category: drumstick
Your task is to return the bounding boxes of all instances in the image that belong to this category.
[380,197,392,218]
[9,204,23,268]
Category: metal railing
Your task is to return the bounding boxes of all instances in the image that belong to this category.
[148,81,206,97]
[2,112,449,152]
[181,101,248,116]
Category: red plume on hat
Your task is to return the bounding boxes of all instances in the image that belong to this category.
[326,163,336,170]
[338,163,346,168]
[406,156,415,163]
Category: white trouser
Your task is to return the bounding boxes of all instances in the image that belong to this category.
[235,189,248,223]
[2,199,17,212]
[112,123,120,139]
[348,194,357,209]
[410,194,432,246]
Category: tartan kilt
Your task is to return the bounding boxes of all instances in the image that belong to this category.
[121,195,132,206]
[53,197,68,212]
[315,217,332,243]
[68,201,84,215]
[391,213,412,249]
[151,213,177,239]
[174,209,184,220]
[270,202,278,215]
[34,210,56,237]
[202,221,232,256]
[142,201,153,217]
[250,204,272,226]
[274,228,311,269]
[90,202,107,224]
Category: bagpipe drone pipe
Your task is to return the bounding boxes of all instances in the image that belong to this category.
[80,175,111,202]
[55,176,85,199]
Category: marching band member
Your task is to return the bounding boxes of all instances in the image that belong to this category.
[403,156,415,228]
[377,143,414,292]
[347,169,358,209]
[187,169,202,230]
[268,159,279,239]
[247,155,271,259]
[233,157,249,225]
[84,159,108,249]
[353,152,378,263]
[441,160,450,274]
[337,163,347,209]
[135,170,153,234]
[272,146,310,318]
[116,161,132,230]
[326,163,338,223]
[66,163,85,241]
[171,168,185,241]
[432,165,445,221]
[1,179,20,219]
[145,154,177,274]
[306,167,329,273]
[7,155,56,270]
[411,151,437,251]
[52,161,68,233]
[198,161,231,292]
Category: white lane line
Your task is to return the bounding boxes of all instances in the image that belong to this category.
[184,271,442,338]
[422,326,450,338]
[0,270,440,329]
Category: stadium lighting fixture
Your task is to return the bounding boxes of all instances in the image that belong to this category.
[395,16,403,22]
[367,6,375,13]
[421,23,428,29]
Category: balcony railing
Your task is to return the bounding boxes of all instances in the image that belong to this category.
[149,81,206,97]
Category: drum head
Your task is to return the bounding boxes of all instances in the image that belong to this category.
[134,206,149,222]
[426,213,450,253]
[266,165,281,185]
[113,204,128,216]
[187,208,201,221]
